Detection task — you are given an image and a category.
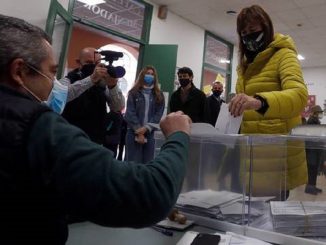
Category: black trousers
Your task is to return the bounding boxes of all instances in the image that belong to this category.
[306,148,322,186]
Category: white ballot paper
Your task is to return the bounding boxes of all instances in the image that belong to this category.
[215,103,243,134]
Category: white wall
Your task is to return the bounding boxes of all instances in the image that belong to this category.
[148,1,239,92]
[2,0,239,91]
[1,0,51,29]
[302,66,326,123]
[148,1,205,88]
[0,0,69,29]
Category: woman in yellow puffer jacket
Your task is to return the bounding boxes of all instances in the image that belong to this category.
[228,5,308,199]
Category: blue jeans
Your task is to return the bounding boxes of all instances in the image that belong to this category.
[124,129,155,163]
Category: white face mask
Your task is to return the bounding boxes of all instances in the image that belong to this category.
[318,113,324,120]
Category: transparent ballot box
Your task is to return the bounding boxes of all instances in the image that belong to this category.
[154,123,326,245]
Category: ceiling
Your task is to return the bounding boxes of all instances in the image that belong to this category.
[149,0,326,68]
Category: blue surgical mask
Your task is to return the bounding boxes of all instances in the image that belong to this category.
[45,78,68,114]
[23,63,68,114]
[144,74,154,86]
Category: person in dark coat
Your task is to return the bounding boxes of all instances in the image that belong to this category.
[61,47,125,144]
[170,67,207,122]
[205,81,224,126]
[103,111,124,157]
[305,105,324,195]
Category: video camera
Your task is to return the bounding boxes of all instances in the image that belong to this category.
[95,50,126,78]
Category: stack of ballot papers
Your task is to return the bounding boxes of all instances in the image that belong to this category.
[176,190,263,224]
[270,201,326,236]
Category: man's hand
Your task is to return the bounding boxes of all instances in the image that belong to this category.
[160,111,191,138]
[135,126,147,135]
[90,63,108,84]
[135,134,147,144]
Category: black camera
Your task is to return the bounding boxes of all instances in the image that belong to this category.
[95,50,126,78]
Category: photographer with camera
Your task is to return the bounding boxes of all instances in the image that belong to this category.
[61,47,125,144]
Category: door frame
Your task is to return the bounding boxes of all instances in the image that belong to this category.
[47,0,154,79]
[46,0,73,79]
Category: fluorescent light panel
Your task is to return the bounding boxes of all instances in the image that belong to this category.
[77,0,105,5]
[219,59,230,64]
[297,54,305,60]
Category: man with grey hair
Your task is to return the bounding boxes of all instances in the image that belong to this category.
[0,14,191,245]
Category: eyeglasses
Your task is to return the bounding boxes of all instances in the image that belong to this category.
[25,63,53,83]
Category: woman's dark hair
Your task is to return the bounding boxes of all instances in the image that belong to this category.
[237,5,274,70]
[129,65,163,103]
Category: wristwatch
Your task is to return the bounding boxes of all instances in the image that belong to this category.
[254,95,269,114]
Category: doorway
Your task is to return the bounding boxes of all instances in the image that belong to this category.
[65,22,140,108]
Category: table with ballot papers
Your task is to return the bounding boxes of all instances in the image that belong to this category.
[176,189,326,239]
[175,190,266,225]
[66,122,326,245]
[152,120,326,244]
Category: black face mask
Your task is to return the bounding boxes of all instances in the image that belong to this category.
[212,90,222,97]
[80,63,96,77]
[242,31,265,52]
[179,78,191,87]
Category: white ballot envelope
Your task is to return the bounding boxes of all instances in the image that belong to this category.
[215,103,243,135]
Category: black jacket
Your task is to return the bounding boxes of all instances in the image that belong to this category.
[205,95,224,126]
[0,85,65,245]
[169,84,206,123]
[62,68,107,144]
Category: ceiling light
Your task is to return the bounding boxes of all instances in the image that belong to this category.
[226,10,237,16]
[297,54,305,61]
[219,59,230,64]
[77,0,105,5]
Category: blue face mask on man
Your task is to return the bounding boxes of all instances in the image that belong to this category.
[22,63,68,114]
[45,79,68,114]
[144,74,154,86]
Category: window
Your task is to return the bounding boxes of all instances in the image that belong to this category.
[72,0,151,42]
[201,32,233,97]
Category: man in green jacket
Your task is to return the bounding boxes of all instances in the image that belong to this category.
[0,14,191,245]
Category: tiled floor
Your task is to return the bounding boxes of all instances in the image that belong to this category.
[288,175,326,201]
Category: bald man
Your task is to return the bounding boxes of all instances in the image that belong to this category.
[61,47,125,144]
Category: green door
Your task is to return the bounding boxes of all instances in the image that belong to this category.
[139,44,178,97]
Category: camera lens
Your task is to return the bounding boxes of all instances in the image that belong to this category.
[107,66,126,78]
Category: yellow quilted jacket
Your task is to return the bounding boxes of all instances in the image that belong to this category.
[236,33,308,195]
